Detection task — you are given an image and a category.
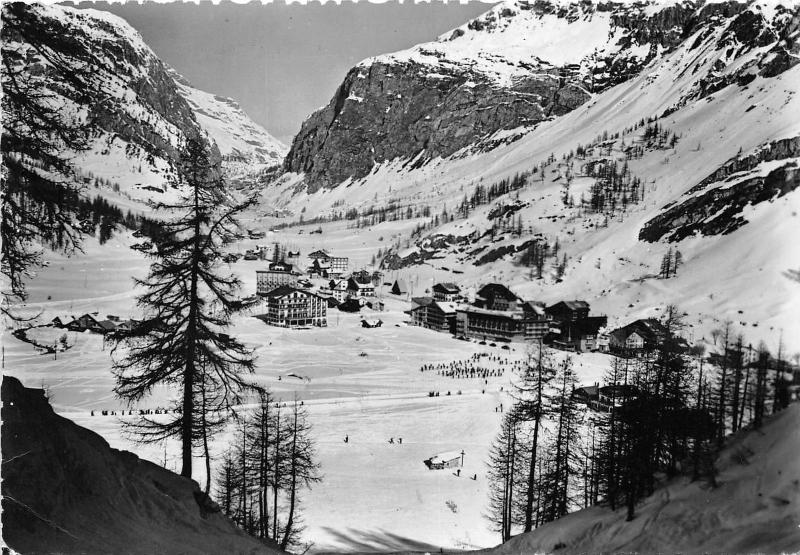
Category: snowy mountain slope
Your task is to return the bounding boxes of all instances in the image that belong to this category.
[479,402,800,554]
[264,0,800,351]
[170,69,287,176]
[2,3,283,208]
[282,0,795,191]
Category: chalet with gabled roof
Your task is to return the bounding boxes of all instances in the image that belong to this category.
[327,279,349,302]
[67,313,103,333]
[65,313,117,334]
[474,283,522,311]
[347,276,375,299]
[51,314,75,328]
[432,282,460,302]
[608,318,672,354]
[391,278,408,296]
[546,300,590,322]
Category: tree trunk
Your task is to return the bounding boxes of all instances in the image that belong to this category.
[523,346,544,532]
[202,381,211,494]
[272,408,281,542]
[280,408,299,550]
[181,177,202,479]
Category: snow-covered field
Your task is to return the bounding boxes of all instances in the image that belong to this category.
[6,1,799,552]
[3,227,616,553]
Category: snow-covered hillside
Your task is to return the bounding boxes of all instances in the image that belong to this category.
[282,0,790,190]
[481,402,800,554]
[267,0,800,351]
[2,3,284,208]
[363,0,660,88]
[1,375,282,554]
[170,69,286,177]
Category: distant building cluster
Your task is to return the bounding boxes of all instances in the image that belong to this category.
[406,282,608,352]
[51,313,136,335]
[253,248,385,329]
[243,243,691,353]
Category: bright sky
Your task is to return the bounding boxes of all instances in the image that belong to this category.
[84,1,494,145]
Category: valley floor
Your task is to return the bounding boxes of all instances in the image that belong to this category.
[2,230,617,552]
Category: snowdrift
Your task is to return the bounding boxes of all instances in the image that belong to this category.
[0,375,279,555]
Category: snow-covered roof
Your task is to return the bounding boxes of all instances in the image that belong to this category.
[428,450,463,464]
[433,301,458,314]
[263,285,322,300]
[51,314,75,324]
[459,305,526,319]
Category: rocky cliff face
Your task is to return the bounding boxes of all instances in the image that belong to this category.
[284,0,800,193]
[3,3,207,166]
[2,2,284,196]
[284,59,590,192]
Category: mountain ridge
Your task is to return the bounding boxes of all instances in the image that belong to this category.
[2,2,285,208]
[282,0,797,192]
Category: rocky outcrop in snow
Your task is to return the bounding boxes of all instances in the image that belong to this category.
[2,3,283,192]
[640,137,800,242]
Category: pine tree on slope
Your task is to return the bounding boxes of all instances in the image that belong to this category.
[112,138,259,479]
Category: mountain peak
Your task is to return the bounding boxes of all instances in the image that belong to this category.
[167,67,287,171]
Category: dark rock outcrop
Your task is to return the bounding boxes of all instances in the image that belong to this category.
[285,61,587,192]
[3,3,211,167]
[640,137,800,242]
[1,375,279,554]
